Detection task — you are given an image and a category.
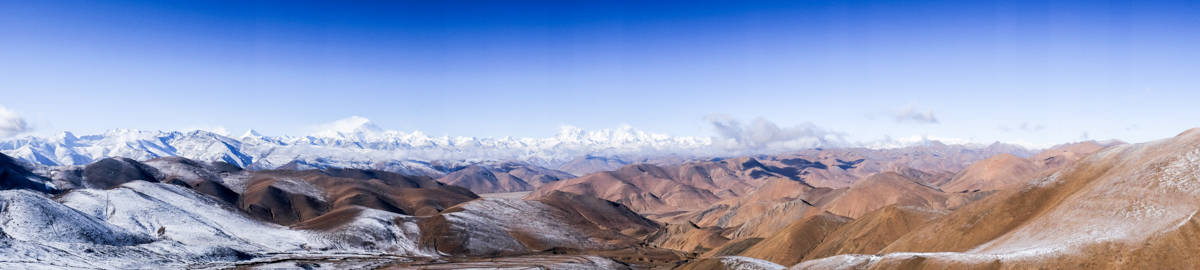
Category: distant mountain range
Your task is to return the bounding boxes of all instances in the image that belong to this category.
[0,126,710,174]
[0,125,1046,178]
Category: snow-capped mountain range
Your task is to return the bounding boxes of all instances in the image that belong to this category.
[0,120,715,174]
[0,117,1043,175]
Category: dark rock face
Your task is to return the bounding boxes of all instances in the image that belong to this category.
[82,158,163,189]
[0,153,55,193]
[166,178,240,205]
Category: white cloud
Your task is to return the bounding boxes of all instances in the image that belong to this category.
[309,116,384,138]
[706,115,846,151]
[893,106,939,124]
[0,106,30,137]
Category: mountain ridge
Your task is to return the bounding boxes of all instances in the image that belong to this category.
[1,128,1044,178]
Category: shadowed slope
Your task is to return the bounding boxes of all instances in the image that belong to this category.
[82,157,164,189]
[0,153,55,193]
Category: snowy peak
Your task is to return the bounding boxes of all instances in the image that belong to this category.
[240,129,263,139]
[58,131,80,146]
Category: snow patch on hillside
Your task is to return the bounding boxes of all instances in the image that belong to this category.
[303,207,431,257]
[270,177,327,202]
[717,256,786,270]
[1157,147,1200,194]
[58,181,312,253]
[442,198,617,255]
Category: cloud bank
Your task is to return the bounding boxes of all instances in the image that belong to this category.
[707,115,847,151]
[0,106,30,137]
[893,106,939,124]
[309,116,384,138]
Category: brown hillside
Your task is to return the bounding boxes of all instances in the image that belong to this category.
[737,212,851,266]
[437,165,533,194]
[798,128,1200,269]
[820,172,967,219]
[645,221,729,253]
[802,205,946,262]
[939,153,1040,193]
[240,169,477,225]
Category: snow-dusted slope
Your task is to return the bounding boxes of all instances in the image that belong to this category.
[298,207,430,256]
[62,180,446,256]
[0,181,439,269]
[435,198,629,256]
[679,256,787,270]
[715,256,787,270]
[4,180,430,267]
[0,190,150,246]
[57,181,312,253]
[0,189,164,269]
[416,196,654,257]
[0,180,654,268]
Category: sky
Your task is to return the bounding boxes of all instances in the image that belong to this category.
[1,0,1198,147]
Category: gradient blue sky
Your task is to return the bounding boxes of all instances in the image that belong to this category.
[2,0,1198,146]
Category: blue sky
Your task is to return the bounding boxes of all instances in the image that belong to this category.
[1,0,1198,146]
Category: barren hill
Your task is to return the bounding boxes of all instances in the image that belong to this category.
[799,129,1200,269]
[820,172,972,219]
